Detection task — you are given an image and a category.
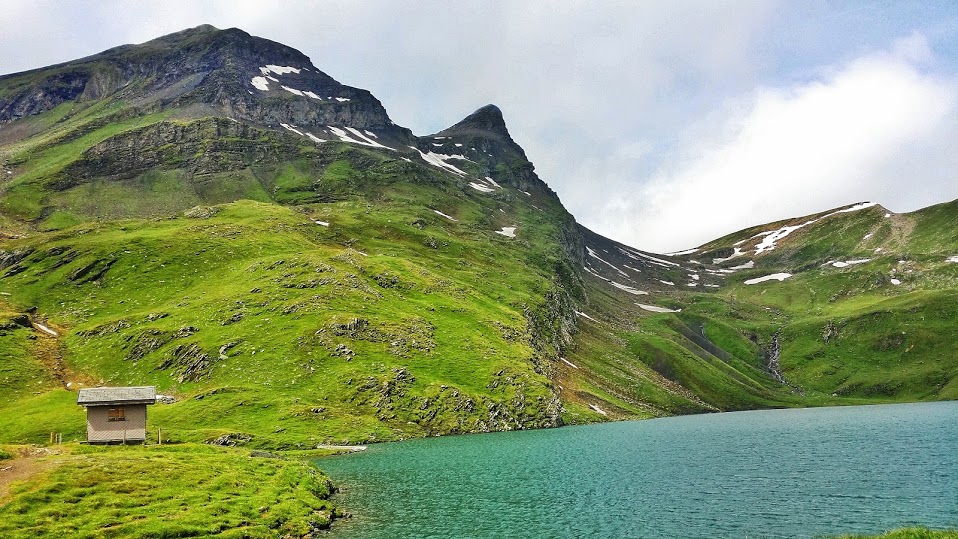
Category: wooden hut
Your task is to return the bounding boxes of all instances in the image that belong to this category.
[77,386,156,444]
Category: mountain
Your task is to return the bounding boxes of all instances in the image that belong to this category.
[670,200,958,399]
[0,25,404,137]
[1,25,956,453]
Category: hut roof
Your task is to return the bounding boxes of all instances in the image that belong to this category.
[77,386,157,406]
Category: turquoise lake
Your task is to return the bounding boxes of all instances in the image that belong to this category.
[318,402,958,538]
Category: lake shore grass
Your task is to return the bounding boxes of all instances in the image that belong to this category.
[0,442,339,538]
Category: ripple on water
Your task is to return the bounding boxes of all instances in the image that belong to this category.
[319,401,958,539]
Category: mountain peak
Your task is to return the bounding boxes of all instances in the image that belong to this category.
[156,23,222,39]
[0,25,410,135]
[462,104,506,128]
[440,104,511,138]
[190,23,220,33]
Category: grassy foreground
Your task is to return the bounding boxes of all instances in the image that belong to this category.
[0,443,338,538]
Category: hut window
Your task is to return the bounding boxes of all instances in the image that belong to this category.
[108,408,126,421]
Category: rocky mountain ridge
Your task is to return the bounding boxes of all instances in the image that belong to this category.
[0,25,407,142]
[0,25,564,218]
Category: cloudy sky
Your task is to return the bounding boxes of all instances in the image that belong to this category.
[2,1,958,252]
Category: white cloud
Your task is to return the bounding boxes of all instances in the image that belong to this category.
[591,35,958,252]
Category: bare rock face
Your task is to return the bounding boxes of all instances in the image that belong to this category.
[53,117,306,189]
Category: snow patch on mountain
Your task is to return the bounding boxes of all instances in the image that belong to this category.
[610,281,648,295]
[484,176,502,188]
[583,265,605,281]
[713,248,745,264]
[636,303,681,313]
[754,223,812,254]
[280,123,304,136]
[825,202,877,217]
[748,202,878,255]
[744,273,792,285]
[575,311,597,322]
[409,147,470,176]
[587,247,628,277]
[469,182,494,193]
[263,65,301,75]
[250,76,270,91]
[496,226,517,238]
[589,404,608,416]
[560,357,579,369]
[34,322,58,336]
[617,247,679,268]
[328,126,391,150]
[433,210,457,222]
[831,259,872,268]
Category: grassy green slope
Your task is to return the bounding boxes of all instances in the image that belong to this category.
[3,97,955,446]
[557,277,842,423]
[720,261,958,401]
[560,198,958,420]
[677,202,958,404]
[1,203,570,446]
[0,113,584,446]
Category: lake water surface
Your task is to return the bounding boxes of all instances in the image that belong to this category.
[318,402,958,538]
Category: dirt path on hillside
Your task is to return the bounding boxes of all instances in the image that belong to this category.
[28,313,96,390]
[28,314,70,389]
[887,213,915,249]
[0,451,61,504]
